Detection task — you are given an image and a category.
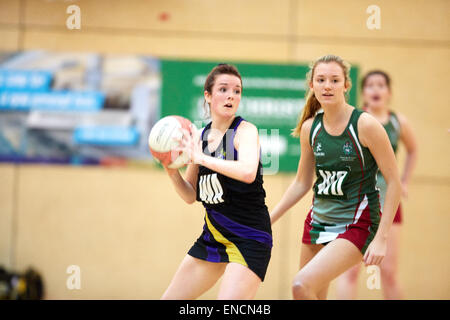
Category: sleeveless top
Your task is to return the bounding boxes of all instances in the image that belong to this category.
[376,111,401,207]
[309,108,380,225]
[196,116,270,232]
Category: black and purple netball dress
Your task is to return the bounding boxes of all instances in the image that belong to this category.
[187,116,272,281]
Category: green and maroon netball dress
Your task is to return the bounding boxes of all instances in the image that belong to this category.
[302,108,381,254]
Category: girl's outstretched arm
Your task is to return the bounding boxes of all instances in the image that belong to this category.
[270,118,316,224]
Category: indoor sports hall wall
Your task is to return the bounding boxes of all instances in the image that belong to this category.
[0,0,448,299]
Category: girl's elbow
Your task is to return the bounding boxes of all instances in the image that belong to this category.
[389,177,402,190]
[184,197,196,205]
[295,174,314,191]
[242,169,258,184]
[182,192,197,204]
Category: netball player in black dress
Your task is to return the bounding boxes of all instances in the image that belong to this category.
[161,64,272,300]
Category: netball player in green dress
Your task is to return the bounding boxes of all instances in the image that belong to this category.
[270,55,402,300]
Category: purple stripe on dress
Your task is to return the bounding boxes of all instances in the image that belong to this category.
[201,126,208,139]
[202,225,221,262]
[207,208,273,247]
[230,117,244,160]
[233,117,244,131]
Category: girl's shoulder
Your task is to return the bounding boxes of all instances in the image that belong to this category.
[357,110,387,147]
[394,112,409,127]
[302,117,315,133]
[357,110,379,130]
[235,118,257,134]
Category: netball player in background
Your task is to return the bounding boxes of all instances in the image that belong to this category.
[160,64,272,300]
[270,55,402,300]
[336,70,418,300]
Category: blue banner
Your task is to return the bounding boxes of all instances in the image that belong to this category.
[0,91,105,112]
[73,126,140,146]
[0,69,53,91]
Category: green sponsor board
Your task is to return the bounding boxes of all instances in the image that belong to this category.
[160,59,358,173]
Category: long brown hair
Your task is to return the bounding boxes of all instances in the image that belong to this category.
[292,55,352,137]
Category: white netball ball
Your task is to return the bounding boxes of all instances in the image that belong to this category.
[148,115,194,169]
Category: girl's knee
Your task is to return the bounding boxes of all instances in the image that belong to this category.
[292,273,315,300]
[343,265,360,283]
[381,267,398,287]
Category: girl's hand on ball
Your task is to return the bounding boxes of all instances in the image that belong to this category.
[163,165,179,176]
[176,125,204,165]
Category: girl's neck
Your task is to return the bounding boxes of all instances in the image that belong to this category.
[211,114,236,132]
[366,105,390,122]
[322,102,353,124]
[366,104,389,115]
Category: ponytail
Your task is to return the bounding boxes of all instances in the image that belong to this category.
[291,90,321,137]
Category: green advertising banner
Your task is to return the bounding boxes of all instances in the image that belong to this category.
[161,59,358,173]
